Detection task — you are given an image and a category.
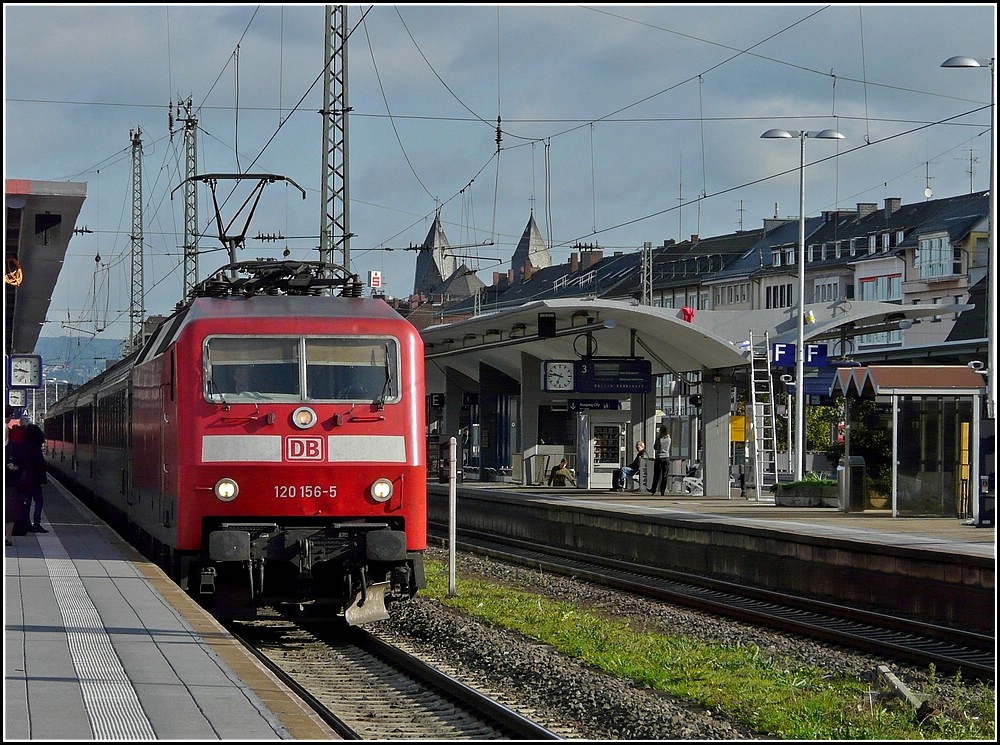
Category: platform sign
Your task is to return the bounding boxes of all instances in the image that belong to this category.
[568,399,620,411]
[575,358,652,393]
[772,342,828,367]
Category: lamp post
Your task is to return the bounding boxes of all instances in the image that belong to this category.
[761,128,844,480]
[780,373,794,471]
[941,56,995,423]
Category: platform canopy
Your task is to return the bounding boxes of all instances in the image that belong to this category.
[5,179,87,356]
[420,298,750,389]
[419,296,974,391]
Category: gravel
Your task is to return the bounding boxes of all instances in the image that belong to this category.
[370,546,984,740]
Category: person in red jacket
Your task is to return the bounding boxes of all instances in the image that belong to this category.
[9,415,48,534]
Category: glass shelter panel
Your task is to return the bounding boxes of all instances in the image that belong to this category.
[895,395,974,517]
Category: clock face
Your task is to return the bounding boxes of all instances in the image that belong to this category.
[9,354,42,388]
[7,388,26,407]
[544,360,575,391]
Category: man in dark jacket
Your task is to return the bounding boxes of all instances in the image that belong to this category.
[614,441,646,490]
[10,415,48,533]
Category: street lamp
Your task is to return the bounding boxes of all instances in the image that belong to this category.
[761,127,845,480]
[941,55,995,424]
[780,373,794,471]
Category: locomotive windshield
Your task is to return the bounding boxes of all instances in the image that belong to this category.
[205,336,399,403]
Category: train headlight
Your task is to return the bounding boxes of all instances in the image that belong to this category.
[214,478,239,502]
[291,406,317,429]
[370,478,393,502]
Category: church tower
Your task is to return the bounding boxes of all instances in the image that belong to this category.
[412,210,456,296]
[510,210,551,281]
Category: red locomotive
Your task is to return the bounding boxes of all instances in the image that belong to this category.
[43,261,426,624]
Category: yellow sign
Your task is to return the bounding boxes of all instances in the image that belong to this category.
[730,415,746,442]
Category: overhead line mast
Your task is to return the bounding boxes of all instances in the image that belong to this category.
[126,127,145,355]
[178,97,200,296]
[320,5,351,272]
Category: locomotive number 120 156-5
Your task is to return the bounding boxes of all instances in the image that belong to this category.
[274,485,338,498]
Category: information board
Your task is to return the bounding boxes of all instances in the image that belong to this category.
[575,358,652,393]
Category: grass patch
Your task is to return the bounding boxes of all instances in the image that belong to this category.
[421,558,995,740]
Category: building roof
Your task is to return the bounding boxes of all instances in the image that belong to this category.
[832,364,986,397]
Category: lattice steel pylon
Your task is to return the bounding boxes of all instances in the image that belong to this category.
[126,128,145,355]
[178,97,199,298]
[319,5,351,271]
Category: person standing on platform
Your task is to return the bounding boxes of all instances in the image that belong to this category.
[5,423,22,545]
[11,415,48,533]
[6,419,32,541]
[648,425,672,495]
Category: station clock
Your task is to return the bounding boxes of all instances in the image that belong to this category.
[542,360,575,391]
[8,354,43,388]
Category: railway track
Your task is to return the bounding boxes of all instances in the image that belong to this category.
[227,611,562,740]
[428,522,995,683]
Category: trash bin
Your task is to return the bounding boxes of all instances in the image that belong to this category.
[976,474,994,526]
[839,456,865,512]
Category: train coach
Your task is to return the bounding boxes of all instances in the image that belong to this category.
[43,260,426,624]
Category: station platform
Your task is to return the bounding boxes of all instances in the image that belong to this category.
[433,479,996,559]
[4,479,339,741]
[429,479,995,632]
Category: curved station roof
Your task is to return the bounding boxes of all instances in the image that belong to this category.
[419,296,971,391]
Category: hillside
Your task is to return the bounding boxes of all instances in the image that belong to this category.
[34,336,125,384]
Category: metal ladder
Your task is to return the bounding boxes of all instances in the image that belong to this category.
[747,330,778,501]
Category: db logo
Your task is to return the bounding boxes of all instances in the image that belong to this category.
[285,436,324,461]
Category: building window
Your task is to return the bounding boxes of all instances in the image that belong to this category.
[915,235,956,279]
[765,284,794,309]
[859,274,902,302]
[816,279,839,303]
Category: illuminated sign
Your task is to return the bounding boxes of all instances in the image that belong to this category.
[575,358,652,393]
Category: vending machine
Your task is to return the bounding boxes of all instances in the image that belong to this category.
[575,410,632,489]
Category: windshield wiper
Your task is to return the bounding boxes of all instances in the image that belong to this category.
[208,378,230,410]
[377,343,392,410]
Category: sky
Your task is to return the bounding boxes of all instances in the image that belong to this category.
[3,3,997,347]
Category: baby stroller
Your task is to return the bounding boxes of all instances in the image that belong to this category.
[682,462,703,495]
